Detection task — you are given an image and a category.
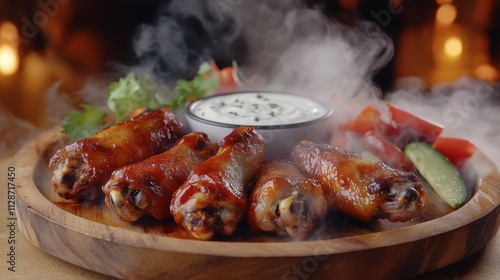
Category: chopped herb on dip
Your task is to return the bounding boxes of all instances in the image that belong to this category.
[189,92,330,126]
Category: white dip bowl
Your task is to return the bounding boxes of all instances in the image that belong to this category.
[185,92,333,158]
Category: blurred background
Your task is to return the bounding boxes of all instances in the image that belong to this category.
[0,0,499,127]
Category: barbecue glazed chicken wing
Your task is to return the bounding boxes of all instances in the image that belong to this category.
[49,108,183,201]
[102,132,218,222]
[291,141,426,222]
[248,159,328,239]
[170,126,265,240]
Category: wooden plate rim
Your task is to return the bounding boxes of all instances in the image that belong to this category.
[14,127,500,258]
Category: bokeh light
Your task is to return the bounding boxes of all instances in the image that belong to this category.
[436,4,457,25]
[444,37,462,59]
[475,64,498,82]
[0,21,20,76]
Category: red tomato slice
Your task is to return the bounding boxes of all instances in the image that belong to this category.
[330,129,348,149]
[339,106,380,133]
[361,131,415,172]
[215,66,241,94]
[432,137,476,166]
[387,103,444,143]
[219,67,238,88]
[339,105,399,137]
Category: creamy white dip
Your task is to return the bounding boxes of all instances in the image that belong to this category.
[189,92,330,126]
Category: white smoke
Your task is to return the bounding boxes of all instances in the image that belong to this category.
[4,0,499,171]
[127,0,394,100]
[43,73,116,125]
[224,1,500,169]
[231,0,394,101]
[0,105,39,158]
[132,0,241,81]
[387,77,500,170]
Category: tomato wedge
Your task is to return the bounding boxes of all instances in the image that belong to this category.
[387,103,444,144]
[361,131,415,172]
[339,105,399,137]
[208,60,240,93]
[330,129,348,149]
[219,66,238,88]
[432,137,477,166]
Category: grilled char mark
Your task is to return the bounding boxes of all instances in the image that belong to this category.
[50,150,97,200]
[185,208,223,233]
[180,192,240,241]
[378,175,426,222]
[275,195,313,238]
[248,159,328,239]
[107,186,148,222]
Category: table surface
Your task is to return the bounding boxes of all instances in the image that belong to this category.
[1,152,499,280]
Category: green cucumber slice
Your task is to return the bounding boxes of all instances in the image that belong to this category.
[404,142,467,209]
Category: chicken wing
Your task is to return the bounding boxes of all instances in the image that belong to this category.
[291,141,426,222]
[170,126,265,240]
[49,108,183,201]
[248,159,328,239]
[102,132,218,222]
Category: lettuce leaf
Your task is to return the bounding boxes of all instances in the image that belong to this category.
[167,62,220,110]
[62,104,107,143]
[107,73,162,123]
[61,61,221,143]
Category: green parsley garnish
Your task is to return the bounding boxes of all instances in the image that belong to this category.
[107,73,163,123]
[62,104,108,143]
[61,61,220,143]
[168,63,219,110]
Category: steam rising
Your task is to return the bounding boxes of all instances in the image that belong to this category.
[238,9,394,99]
[0,105,38,157]
[133,0,240,81]
[387,77,500,170]
[131,0,394,99]
[2,0,499,171]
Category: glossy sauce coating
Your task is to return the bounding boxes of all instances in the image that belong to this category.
[49,108,183,201]
[170,126,265,240]
[102,132,218,222]
[248,159,328,239]
[291,141,426,222]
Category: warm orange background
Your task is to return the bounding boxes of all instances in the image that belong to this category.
[0,0,499,127]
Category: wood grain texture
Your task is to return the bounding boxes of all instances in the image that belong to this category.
[14,127,500,280]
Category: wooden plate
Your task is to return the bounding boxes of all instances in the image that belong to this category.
[15,127,500,280]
